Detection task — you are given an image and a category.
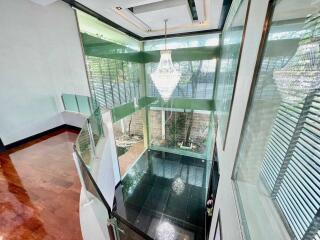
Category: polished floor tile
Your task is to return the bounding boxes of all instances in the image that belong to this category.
[0,131,82,240]
[114,150,212,240]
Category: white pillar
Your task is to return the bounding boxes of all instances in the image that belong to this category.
[120,119,125,134]
[209,0,271,239]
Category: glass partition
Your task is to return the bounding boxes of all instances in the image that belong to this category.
[143,34,217,160]
[112,109,146,177]
[148,108,213,159]
[62,94,79,112]
[74,102,104,170]
[62,93,92,116]
[85,56,143,109]
[75,10,220,240]
[88,107,104,146]
[144,33,219,51]
[76,95,92,116]
[73,94,149,240]
[75,122,93,166]
[214,0,250,147]
[77,9,144,110]
[233,1,320,239]
[146,59,216,99]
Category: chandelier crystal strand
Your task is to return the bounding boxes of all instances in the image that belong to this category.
[273,13,320,103]
[151,19,181,101]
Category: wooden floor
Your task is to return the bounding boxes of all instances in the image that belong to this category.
[118,141,145,176]
[0,129,82,240]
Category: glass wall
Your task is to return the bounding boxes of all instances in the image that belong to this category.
[144,34,218,160]
[77,10,144,109]
[86,56,142,108]
[144,34,218,100]
[233,1,320,239]
[146,59,216,99]
[77,10,218,162]
[112,109,146,177]
[144,34,219,51]
[148,109,212,159]
[214,0,250,147]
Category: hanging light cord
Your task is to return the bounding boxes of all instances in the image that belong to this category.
[164,19,168,50]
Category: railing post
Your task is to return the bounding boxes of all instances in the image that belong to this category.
[61,95,67,111]
[87,119,96,160]
[75,94,80,113]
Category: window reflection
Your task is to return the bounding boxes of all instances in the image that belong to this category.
[214,0,250,147]
[233,1,320,240]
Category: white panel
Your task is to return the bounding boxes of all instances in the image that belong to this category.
[62,111,87,128]
[195,0,205,22]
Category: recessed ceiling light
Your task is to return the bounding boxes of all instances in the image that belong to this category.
[115,6,122,10]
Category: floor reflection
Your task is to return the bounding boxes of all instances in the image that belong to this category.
[0,131,82,240]
[114,150,210,240]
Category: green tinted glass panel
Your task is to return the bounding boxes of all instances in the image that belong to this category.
[75,122,93,166]
[148,109,212,159]
[214,0,250,147]
[144,33,219,51]
[146,59,216,100]
[62,93,78,112]
[76,95,91,116]
[88,107,104,146]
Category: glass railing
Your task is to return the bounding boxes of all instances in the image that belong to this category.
[72,98,114,236]
[88,107,104,146]
[74,103,104,168]
[71,94,152,240]
[61,93,92,116]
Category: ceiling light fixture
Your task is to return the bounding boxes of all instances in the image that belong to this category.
[273,13,320,103]
[151,19,181,101]
[115,6,122,10]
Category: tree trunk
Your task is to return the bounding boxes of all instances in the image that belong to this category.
[128,117,132,136]
[183,61,202,145]
[185,110,194,145]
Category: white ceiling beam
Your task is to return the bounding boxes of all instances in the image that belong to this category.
[28,0,59,6]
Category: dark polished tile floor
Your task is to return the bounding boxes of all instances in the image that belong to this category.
[114,150,211,240]
[0,130,82,240]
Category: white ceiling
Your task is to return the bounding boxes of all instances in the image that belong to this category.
[74,0,224,38]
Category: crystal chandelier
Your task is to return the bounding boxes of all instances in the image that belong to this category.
[273,13,320,103]
[151,20,181,101]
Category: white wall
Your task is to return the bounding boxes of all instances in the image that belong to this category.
[0,0,90,145]
[209,0,270,239]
